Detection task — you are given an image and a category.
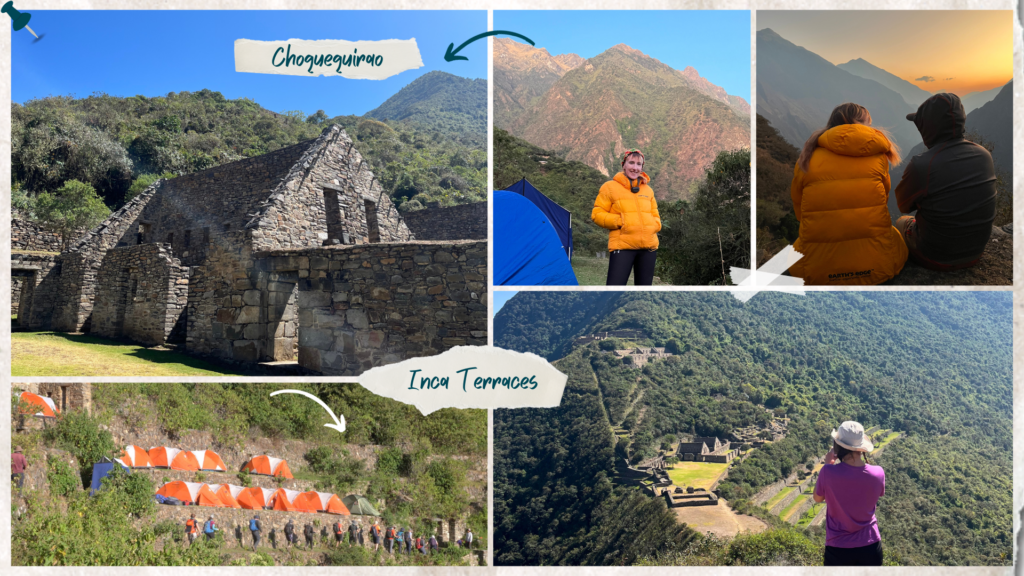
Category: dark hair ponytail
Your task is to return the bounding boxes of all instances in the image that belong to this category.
[833,440,869,464]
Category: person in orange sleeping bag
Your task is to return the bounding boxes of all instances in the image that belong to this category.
[788,103,908,285]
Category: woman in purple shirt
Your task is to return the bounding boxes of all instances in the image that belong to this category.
[813,421,885,566]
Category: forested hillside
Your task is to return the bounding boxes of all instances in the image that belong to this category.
[494,292,1011,566]
[12,77,485,212]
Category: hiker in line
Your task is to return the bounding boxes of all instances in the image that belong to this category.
[333,518,345,547]
[895,93,997,271]
[370,521,382,552]
[466,528,474,550]
[284,519,297,548]
[789,103,907,285]
[385,525,395,554]
[348,519,359,546]
[249,514,262,551]
[429,533,438,554]
[592,148,661,286]
[813,421,885,566]
[418,534,428,555]
[185,513,199,546]
[357,523,365,546]
[11,446,28,496]
[396,527,405,554]
[405,528,414,554]
[303,522,315,549]
[203,515,218,541]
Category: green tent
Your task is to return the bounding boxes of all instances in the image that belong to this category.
[342,494,380,516]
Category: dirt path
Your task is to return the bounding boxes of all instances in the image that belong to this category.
[672,498,767,539]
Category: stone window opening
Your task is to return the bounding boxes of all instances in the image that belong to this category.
[137,223,152,244]
[322,186,349,245]
[224,223,231,232]
[166,233,174,246]
[364,199,380,243]
[184,230,191,248]
[203,227,211,243]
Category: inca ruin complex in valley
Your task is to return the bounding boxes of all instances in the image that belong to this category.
[14,125,487,375]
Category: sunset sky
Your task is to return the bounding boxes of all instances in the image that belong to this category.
[758,10,1013,96]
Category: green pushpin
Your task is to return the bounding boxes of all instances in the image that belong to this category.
[2,1,40,40]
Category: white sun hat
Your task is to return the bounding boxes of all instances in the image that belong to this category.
[831,421,874,453]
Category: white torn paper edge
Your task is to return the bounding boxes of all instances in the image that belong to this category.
[234,38,423,80]
[730,244,805,303]
[358,346,567,415]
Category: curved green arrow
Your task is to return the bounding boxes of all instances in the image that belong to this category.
[445,30,534,62]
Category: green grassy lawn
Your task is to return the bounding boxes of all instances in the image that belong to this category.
[872,431,901,453]
[765,486,796,510]
[12,331,242,377]
[797,502,825,527]
[665,462,729,490]
[570,256,666,286]
[780,493,809,522]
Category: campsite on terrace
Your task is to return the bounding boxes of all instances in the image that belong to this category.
[11,382,487,566]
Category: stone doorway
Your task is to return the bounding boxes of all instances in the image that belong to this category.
[264,271,299,361]
[364,199,380,243]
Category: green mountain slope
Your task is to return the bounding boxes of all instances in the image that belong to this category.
[503,44,750,201]
[12,83,485,211]
[366,70,487,136]
[494,291,1011,566]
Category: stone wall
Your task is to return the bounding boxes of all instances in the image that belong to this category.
[14,383,93,415]
[786,494,816,525]
[751,478,788,506]
[11,214,67,253]
[253,241,487,375]
[12,253,57,321]
[251,125,413,252]
[402,202,487,241]
[91,244,189,345]
[24,182,165,331]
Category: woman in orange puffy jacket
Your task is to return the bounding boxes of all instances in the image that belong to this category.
[789,103,908,285]
[591,149,662,285]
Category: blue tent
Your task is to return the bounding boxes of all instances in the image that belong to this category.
[502,179,573,259]
[494,191,578,286]
[90,458,130,496]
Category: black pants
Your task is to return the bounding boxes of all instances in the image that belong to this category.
[824,541,883,566]
[607,250,657,285]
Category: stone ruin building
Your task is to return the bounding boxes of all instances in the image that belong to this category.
[613,346,672,367]
[676,436,739,464]
[732,416,789,448]
[574,329,645,346]
[14,125,487,375]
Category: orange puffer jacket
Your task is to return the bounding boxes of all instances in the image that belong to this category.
[789,124,908,285]
[591,172,661,251]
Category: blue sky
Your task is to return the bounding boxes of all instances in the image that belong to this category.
[495,11,751,99]
[492,290,518,317]
[13,11,487,117]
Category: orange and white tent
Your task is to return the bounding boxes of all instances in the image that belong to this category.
[246,487,278,509]
[190,450,228,472]
[208,484,243,508]
[119,445,153,468]
[156,481,225,507]
[170,450,201,471]
[298,491,350,515]
[270,488,303,512]
[242,455,293,479]
[17,391,59,418]
[149,447,181,468]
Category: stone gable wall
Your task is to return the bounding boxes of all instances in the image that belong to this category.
[11,216,66,253]
[402,202,487,241]
[91,244,189,346]
[251,125,413,252]
[118,139,311,267]
[256,241,487,376]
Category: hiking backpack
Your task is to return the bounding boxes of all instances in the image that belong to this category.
[249,519,258,531]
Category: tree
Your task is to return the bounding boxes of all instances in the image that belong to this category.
[34,179,111,250]
[656,149,751,285]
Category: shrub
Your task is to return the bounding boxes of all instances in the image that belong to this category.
[34,179,111,250]
[725,529,821,566]
[44,411,116,480]
[46,455,80,497]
